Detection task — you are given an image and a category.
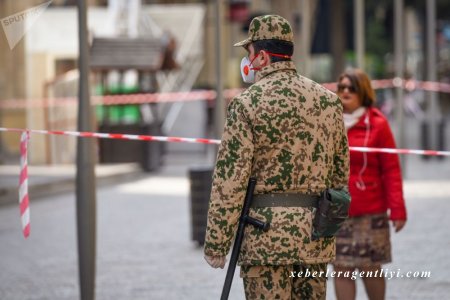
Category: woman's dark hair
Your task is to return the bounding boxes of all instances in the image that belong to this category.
[251,39,294,63]
[338,69,376,107]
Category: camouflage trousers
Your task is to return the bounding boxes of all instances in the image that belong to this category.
[240,263,327,300]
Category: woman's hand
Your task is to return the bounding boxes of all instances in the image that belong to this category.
[392,220,406,232]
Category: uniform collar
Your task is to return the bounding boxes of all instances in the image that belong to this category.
[255,61,297,82]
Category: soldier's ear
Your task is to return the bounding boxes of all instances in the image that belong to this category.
[260,50,270,66]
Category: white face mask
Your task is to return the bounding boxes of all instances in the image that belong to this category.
[240,56,257,83]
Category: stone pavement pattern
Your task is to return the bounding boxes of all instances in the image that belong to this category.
[0,163,142,205]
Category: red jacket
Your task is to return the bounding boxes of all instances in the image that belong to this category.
[347,107,407,220]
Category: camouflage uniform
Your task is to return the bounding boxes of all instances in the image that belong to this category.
[204,15,349,299]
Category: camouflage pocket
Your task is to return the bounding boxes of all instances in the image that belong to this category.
[311,188,351,240]
[240,265,283,277]
[240,265,263,278]
[240,265,294,299]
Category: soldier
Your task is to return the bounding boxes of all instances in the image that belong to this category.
[204,15,349,299]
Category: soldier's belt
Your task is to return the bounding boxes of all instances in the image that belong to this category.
[251,193,319,208]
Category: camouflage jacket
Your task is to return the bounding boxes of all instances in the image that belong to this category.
[204,61,349,265]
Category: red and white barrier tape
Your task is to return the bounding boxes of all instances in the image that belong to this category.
[1,79,449,110]
[412,80,450,93]
[2,126,449,238]
[350,146,450,157]
[1,127,449,156]
[19,131,30,238]
[0,127,221,145]
[0,91,217,110]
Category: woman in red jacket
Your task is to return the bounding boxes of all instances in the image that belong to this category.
[333,69,407,300]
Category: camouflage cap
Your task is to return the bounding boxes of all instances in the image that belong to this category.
[234,15,294,47]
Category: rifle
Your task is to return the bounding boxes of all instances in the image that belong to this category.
[220,177,270,300]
